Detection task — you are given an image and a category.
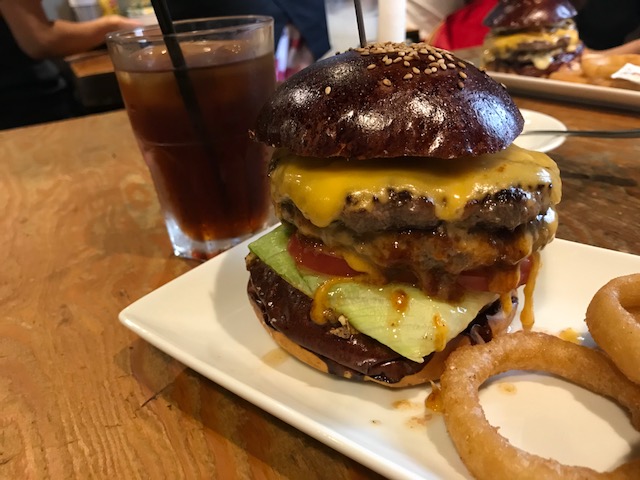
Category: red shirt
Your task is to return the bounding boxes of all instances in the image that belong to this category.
[429,0,496,50]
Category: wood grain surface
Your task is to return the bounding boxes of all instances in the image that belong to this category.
[1,95,639,479]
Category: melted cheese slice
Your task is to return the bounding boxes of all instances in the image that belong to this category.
[270,144,561,228]
[484,27,580,55]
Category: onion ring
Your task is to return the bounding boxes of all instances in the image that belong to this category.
[440,331,640,480]
[586,274,640,385]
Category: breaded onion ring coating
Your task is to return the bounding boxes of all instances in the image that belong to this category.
[440,331,640,480]
[586,274,640,385]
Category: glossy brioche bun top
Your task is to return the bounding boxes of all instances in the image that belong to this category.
[484,0,578,29]
[254,42,524,160]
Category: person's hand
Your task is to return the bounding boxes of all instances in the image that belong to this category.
[100,15,144,34]
[586,38,640,56]
[0,0,146,59]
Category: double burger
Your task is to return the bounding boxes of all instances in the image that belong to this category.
[246,42,562,387]
[481,0,585,77]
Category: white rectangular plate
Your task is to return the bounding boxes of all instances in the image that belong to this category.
[120,235,640,479]
[489,71,640,112]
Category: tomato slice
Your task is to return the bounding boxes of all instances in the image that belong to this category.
[288,232,534,291]
[287,233,360,277]
[457,257,532,292]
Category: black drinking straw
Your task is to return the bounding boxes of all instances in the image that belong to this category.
[353,0,367,47]
[150,0,209,144]
[149,0,229,238]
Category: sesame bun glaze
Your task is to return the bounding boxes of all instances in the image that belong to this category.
[254,42,524,160]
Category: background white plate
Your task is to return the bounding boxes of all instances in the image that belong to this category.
[490,71,640,112]
[514,108,567,153]
[120,236,640,480]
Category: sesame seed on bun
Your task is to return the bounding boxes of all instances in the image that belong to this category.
[255,42,524,160]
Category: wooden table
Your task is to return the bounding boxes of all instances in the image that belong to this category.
[1,96,639,478]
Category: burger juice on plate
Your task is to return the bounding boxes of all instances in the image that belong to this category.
[246,42,562,387]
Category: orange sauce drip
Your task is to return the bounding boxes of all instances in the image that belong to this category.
[391,289,409,314]
[498,382,517,395]
[341,250,386,283]
[488,264,521,294]
[433,312,448,352]
[310,277,352,324]
[261,348,289,367]
[558,328,581,344]
[520,251,541,331]
[392,399,414,410]
[500,292,513,315]
[311,275,407,327]
[309,244,390,326]
[425,382,444,413]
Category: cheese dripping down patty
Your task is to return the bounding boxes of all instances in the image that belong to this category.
[483,26,581,57]
[269,144,561,228]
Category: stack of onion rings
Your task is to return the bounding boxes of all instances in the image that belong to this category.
[440,331,640,479]
[586,274,640,385]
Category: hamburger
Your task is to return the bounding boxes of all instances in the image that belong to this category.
[481,0,585,77]
[246,42,562,387]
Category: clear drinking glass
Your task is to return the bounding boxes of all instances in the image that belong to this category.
[107,16,275,260]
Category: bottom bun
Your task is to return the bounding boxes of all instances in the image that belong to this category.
[260,316,513,387]
[247,254,517,387]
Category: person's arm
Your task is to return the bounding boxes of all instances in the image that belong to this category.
[592,38,640,55]
[0,0,141,59]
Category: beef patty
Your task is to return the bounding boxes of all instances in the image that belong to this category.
[276,185,558,298]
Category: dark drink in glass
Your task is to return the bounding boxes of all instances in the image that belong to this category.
[108,17,275,259]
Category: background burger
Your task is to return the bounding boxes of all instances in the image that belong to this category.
[482,0,584,77]
[246,41,562,387]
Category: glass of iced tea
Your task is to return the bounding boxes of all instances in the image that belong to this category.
[107,16,275,260]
